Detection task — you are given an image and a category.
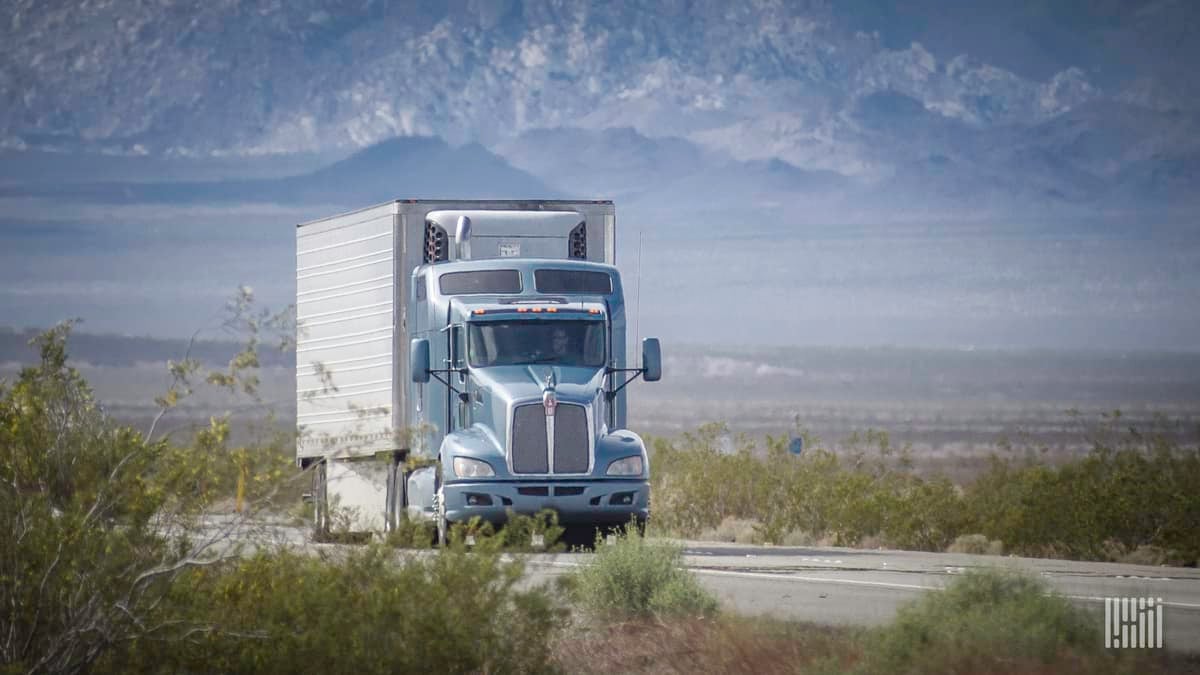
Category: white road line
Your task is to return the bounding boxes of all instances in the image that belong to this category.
[526,559,1200,609]
[527,559,936,592]
[1063,594,1200,610]
[689,567,937,591]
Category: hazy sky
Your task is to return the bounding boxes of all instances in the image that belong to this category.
[1,195,1196,351]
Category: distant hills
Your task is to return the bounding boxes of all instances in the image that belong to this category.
[0,137,556,205]
[0,326,293,369]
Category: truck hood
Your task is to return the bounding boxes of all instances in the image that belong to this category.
[470,364,605,406]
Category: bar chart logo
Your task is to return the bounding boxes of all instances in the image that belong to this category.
[1104,597,1163,648]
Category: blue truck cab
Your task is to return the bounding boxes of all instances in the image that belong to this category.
[408,258,660,541]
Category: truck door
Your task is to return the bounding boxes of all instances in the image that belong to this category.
[448,323,468,430]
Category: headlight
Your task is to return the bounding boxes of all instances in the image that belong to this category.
[453,457,495,478]
[606,455,643,476]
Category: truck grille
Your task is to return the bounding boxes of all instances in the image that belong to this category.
[510,403,590,474]
[511,404,548,473]
[553,404,590,473]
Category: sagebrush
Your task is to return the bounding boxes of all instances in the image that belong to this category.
[651,420,1200,564]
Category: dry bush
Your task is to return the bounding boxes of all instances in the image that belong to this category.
[106,540,564,674]
[946,533,1005,556]
[862,569,1164,675]
[552,615,860,675]
[1111,543,1188,567]
[570,525,719,620]
[650,418,1200,564]
[698,516,763,544]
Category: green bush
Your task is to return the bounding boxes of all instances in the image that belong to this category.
[651,420,1200,564]
[498,508,567,553]
[103,540,564,674]
[384,509,567,552]
[570,525,719,619]
[965,428,1200,563]
[386,513,436,548]
[946,533,1005,555]
[0,325,571,674]
[0,325,223,673]
[863,569,1098,673]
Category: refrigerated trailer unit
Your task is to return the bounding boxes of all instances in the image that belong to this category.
[296,200,661,540]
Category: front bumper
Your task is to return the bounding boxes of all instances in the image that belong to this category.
[442,479,650,526]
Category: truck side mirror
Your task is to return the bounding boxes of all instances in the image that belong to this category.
[641,338,662,382]
[411,338,431,383]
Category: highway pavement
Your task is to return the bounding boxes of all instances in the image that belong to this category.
[525,540,1200,652]
[193,515,1200,652]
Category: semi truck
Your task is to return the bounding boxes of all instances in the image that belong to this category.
[295,200,661,543]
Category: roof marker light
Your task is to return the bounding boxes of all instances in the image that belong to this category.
[589,308,602,314]
[517,308,528,313]
[546,307,558,313]
[531,307,543,313]
[472,309,486,315]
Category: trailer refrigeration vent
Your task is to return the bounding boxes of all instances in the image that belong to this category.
[568,221,587,259]
[424,221,449,263]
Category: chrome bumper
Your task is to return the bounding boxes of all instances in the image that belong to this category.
[442,479,649,526]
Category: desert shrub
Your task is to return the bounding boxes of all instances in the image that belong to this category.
[863,569,1098,673]
[2,322,335,674]
[386,509,566,551]
[105,540,564,674]
[966,425,1200,564]
[0,325,261,674]
[422,510,566,552]
[1114,544,1187,567]
[780,529,832,547]
[553,615,861,675]
[386,513,436,548]
[499,508,567,552]
[698,516,763,544]
[946,533,1004,556]
[571,525,719,619]
[879,475,969,551]
[648,423,771,536]
[651,419,1200,563]
[652,427,965,550]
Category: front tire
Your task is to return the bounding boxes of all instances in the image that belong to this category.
[435,488,448,546]
[434,463,448,546]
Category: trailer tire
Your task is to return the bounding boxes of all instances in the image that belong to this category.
[386,458,407,532]
[312,460,329,539]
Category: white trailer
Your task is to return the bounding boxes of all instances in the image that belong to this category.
[296,200,619,532]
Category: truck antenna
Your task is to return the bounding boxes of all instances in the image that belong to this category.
[634,228,644,368]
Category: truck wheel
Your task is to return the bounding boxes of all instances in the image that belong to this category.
[435,486,448,546]
[434,463,448,547]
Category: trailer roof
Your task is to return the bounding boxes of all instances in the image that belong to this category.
[296,199,613,228]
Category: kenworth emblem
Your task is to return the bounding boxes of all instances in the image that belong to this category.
[542,372,558,417]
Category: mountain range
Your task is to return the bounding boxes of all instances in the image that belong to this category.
[2,0,1198,216]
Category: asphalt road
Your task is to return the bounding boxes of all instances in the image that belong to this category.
[195,516,1200,652]
[525,541,1200,652]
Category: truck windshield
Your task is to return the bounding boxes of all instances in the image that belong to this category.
[468,320,605,368]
